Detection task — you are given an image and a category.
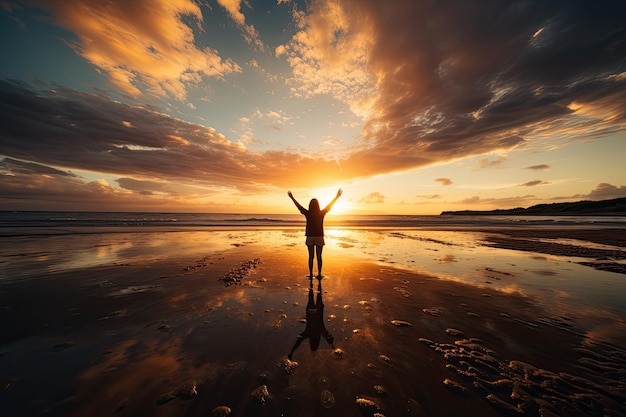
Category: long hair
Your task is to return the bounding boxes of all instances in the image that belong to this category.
[308,198,320,212]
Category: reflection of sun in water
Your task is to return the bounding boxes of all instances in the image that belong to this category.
[315,188,351,215]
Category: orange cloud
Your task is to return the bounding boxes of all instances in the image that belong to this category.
[279,0,626,174]
[216,0,264,50]
[24,0,240,99]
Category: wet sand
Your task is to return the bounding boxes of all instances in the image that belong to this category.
[1,227,625,417]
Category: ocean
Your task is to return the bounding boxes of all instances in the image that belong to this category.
[1,211,625,232]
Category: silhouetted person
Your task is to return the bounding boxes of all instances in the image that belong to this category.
[288,189,342,278]
[288,278,334,360]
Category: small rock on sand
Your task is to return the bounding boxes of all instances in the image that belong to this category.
[250,384,271,404]
[212,405,232,417]
[445,328,464,337]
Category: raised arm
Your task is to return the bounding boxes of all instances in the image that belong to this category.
[288,191,306,212]
[322,188,342,212]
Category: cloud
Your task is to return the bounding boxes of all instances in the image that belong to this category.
[587,183,626,200]
[1,157,77,177]
[216,0,265,51]
[0,80,346,192]
[416,194,441,200]
[281,0,626,173]
[520,180,550,187]
[477,156,507,169]
[525,164,550,171]
[359,192,384,204]
[276,0,376,107]
[435,178,453,186]
[17,0,241,100]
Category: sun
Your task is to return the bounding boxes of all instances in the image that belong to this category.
[315,187,351,215]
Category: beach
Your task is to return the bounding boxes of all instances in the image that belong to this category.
[1,225,625,417]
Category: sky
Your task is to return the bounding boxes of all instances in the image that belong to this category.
[1,0,625,214]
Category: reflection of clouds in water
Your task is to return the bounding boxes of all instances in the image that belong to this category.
[329,230,626,316]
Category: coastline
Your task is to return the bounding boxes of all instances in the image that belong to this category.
[1,226,625,416]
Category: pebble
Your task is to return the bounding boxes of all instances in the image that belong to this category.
[222,258,262,286]
[175,381,197,399]
[212,405,232,417]
[356,397,384,416]
[321,389,335,408]
[373,385,389,398]
[445,328,464,337]
[422,308,441,316]
[391,319,412,327]
[378,354,392,366]
[250,384,271,404]
[277,357,298,375]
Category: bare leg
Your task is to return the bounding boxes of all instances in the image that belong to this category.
[315,245,323,277]
[307,245,314,277]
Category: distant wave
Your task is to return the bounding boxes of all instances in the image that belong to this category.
[222,217,290,223]
[1,211,625,233]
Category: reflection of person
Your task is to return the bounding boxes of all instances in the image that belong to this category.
[288,189,342,278]
[289,278,334,360]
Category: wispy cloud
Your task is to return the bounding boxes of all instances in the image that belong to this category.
[477,156,507,169]
[1,157,77,177]
[216,0,265,51]
[520,180,550,187]
[359,192,384,204]
[524,164,550,171]
[435,178,453,186]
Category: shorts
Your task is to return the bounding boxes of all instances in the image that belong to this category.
[306,236,325,246]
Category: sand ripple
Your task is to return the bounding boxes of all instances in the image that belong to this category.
[420,336,626,416]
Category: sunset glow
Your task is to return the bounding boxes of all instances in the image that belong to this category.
[1,0,625,213]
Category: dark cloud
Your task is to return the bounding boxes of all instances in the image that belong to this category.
[345,0,626,167]
[520,180,550,187]
[359,192,384,204]
[588,183,626,200]
[1,157,77,177]
[435,178,453,186]
[0,80,344,190]
[525,164,550,171]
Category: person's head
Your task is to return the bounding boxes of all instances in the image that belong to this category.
[308,198,320,212]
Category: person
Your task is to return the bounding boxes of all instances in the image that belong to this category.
[288,278,334,360]
[288,188,342,278]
